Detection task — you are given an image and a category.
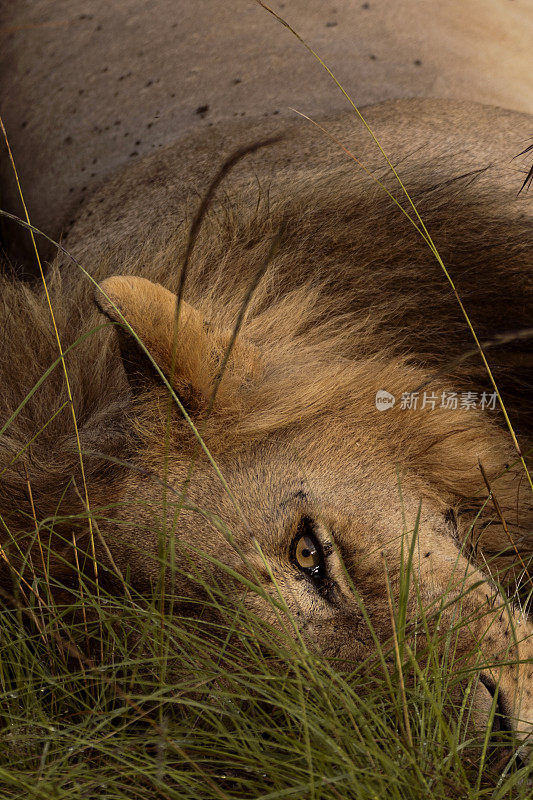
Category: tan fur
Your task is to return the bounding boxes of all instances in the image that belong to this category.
[0,99,532,755]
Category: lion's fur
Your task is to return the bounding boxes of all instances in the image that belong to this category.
[1,141,531,575]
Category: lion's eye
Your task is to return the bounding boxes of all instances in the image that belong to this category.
[295,535,321,570]
[291,519,325,579]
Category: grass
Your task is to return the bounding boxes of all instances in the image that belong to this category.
[0,534,531,800]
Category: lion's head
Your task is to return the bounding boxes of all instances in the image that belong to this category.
[87,272,533,760]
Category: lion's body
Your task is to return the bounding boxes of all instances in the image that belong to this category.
[1,0,532,264]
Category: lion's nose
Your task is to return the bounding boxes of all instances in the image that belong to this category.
[468,678,531,771]
[478,676,512,734]
[477,676,532,768]
[471,677,511,737]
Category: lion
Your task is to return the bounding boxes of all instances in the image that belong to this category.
[0,93,532,765]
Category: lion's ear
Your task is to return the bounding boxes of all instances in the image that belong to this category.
[95,275,260,414]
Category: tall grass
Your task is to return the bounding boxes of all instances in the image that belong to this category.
[0,530,530,800]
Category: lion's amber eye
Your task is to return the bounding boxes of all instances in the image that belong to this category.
[295,535,321,570]
[292,519,325,578]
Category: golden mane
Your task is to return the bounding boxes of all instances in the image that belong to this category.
[0,161,531,584]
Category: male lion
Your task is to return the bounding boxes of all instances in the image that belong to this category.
[0,0,532,775]
[1,97,532,763]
